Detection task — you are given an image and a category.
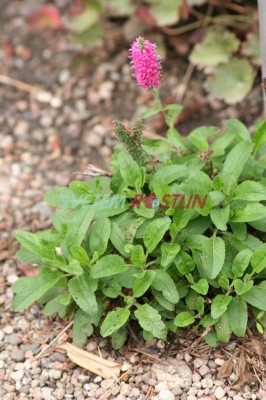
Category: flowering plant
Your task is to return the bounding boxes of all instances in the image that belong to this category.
[13,37,266,349]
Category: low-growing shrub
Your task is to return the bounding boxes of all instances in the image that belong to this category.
[13,37,266,349]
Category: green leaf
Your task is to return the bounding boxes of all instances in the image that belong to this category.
[152,289,175,311]
[152,270,179,304]
[150,0,182,26]
[141,106,162,119]
[228,297,247,337]
[65,207,94,249]
[174,311,195,327]
[71,0,101,32]
[215,311,232,342]
[89,218,111,256]
[134,304,167,340]
[110,221,127,256]
[143,217,171,254]
[231,203,266,222]
[100,307,130,337]
[226,119,251,142]
[68,274,98,316]
[211,294,232,319]
[131,245,146,268]
[118,151,141,188]
[70,245,89,266]
[204,331,219,347]
[133,270,156,297]
[187,126,218,150]
[233,181,266,202]
[241,282,266,311]
[241,32,261,66]
[91,255,127,278]
[58,257,84,275]
[191,278,209,295]
[45,187,74,208]
[12,268,63,312]
[161,243,180,268]
[220,141,253,195]
[201,236,225,279]
[251,244,266,273]
[44,295,67,318]
[111,327,127,350]
[190,28,240,68]
[210,205,230,231]
[234,279,253,295]
[102,280,121,298]
[73,309,93,347]
[253,121,266,154]
[232,249,253,278]
[15,231,54,259]
[206,58,255,104]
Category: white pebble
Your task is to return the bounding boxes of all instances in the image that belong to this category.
[35,91,52,103]
[215,386,226,399]
[10,370,24,381]
[158,389,175,400]
[50,97,62,108]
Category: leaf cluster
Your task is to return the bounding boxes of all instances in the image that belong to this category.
[13,117,266,348]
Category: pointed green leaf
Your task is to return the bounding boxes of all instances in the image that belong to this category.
[100,307,130,337]
[220,142,253,195]
[66,207,94,249]
[144,217,171,254]
[135,304,167,340]
[91,254,127,278]
[174,311,195,327]
[210,205,230,231]
[228,297,247,337]
[232,249,253,278]
[12,268,63,312]
[89,218,111,256]
[201,236,225,279]
[133,270,156,297]
[211,294,232,319]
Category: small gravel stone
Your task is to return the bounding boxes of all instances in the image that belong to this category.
[93,376,102,383]
[214,387,225,399]
[50,97,62,108]
[201,378,213,389]
[121,362,133,372]
[155,382,169,392]
[158,389,175,400]
[187,395,197,400]
[41,387,53,400]
[214,358,224,366]
[184,353,192,362]
[48,369,62,379]
[198,365,210,376]
[7,334,22,345]
[194,358,208,368]
[86,341,98,352]
[35,91,52,103]
[10,370,24,381]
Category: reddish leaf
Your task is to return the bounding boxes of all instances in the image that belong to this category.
[28,6,61,30]
[136,6,156,26]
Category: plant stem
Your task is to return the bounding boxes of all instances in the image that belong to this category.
[258,0,266,118]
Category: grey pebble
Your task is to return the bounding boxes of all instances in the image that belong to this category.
[7,334,22,345]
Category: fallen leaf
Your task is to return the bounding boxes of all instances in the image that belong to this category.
[57,342,121,379]
[249,338,264,357]
[28,6,61,30]
[235,348,246,382]
[217,357,233,378]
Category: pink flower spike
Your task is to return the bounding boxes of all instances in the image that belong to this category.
[129,36,161,90]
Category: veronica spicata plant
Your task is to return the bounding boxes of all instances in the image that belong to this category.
[13,37,266,349]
